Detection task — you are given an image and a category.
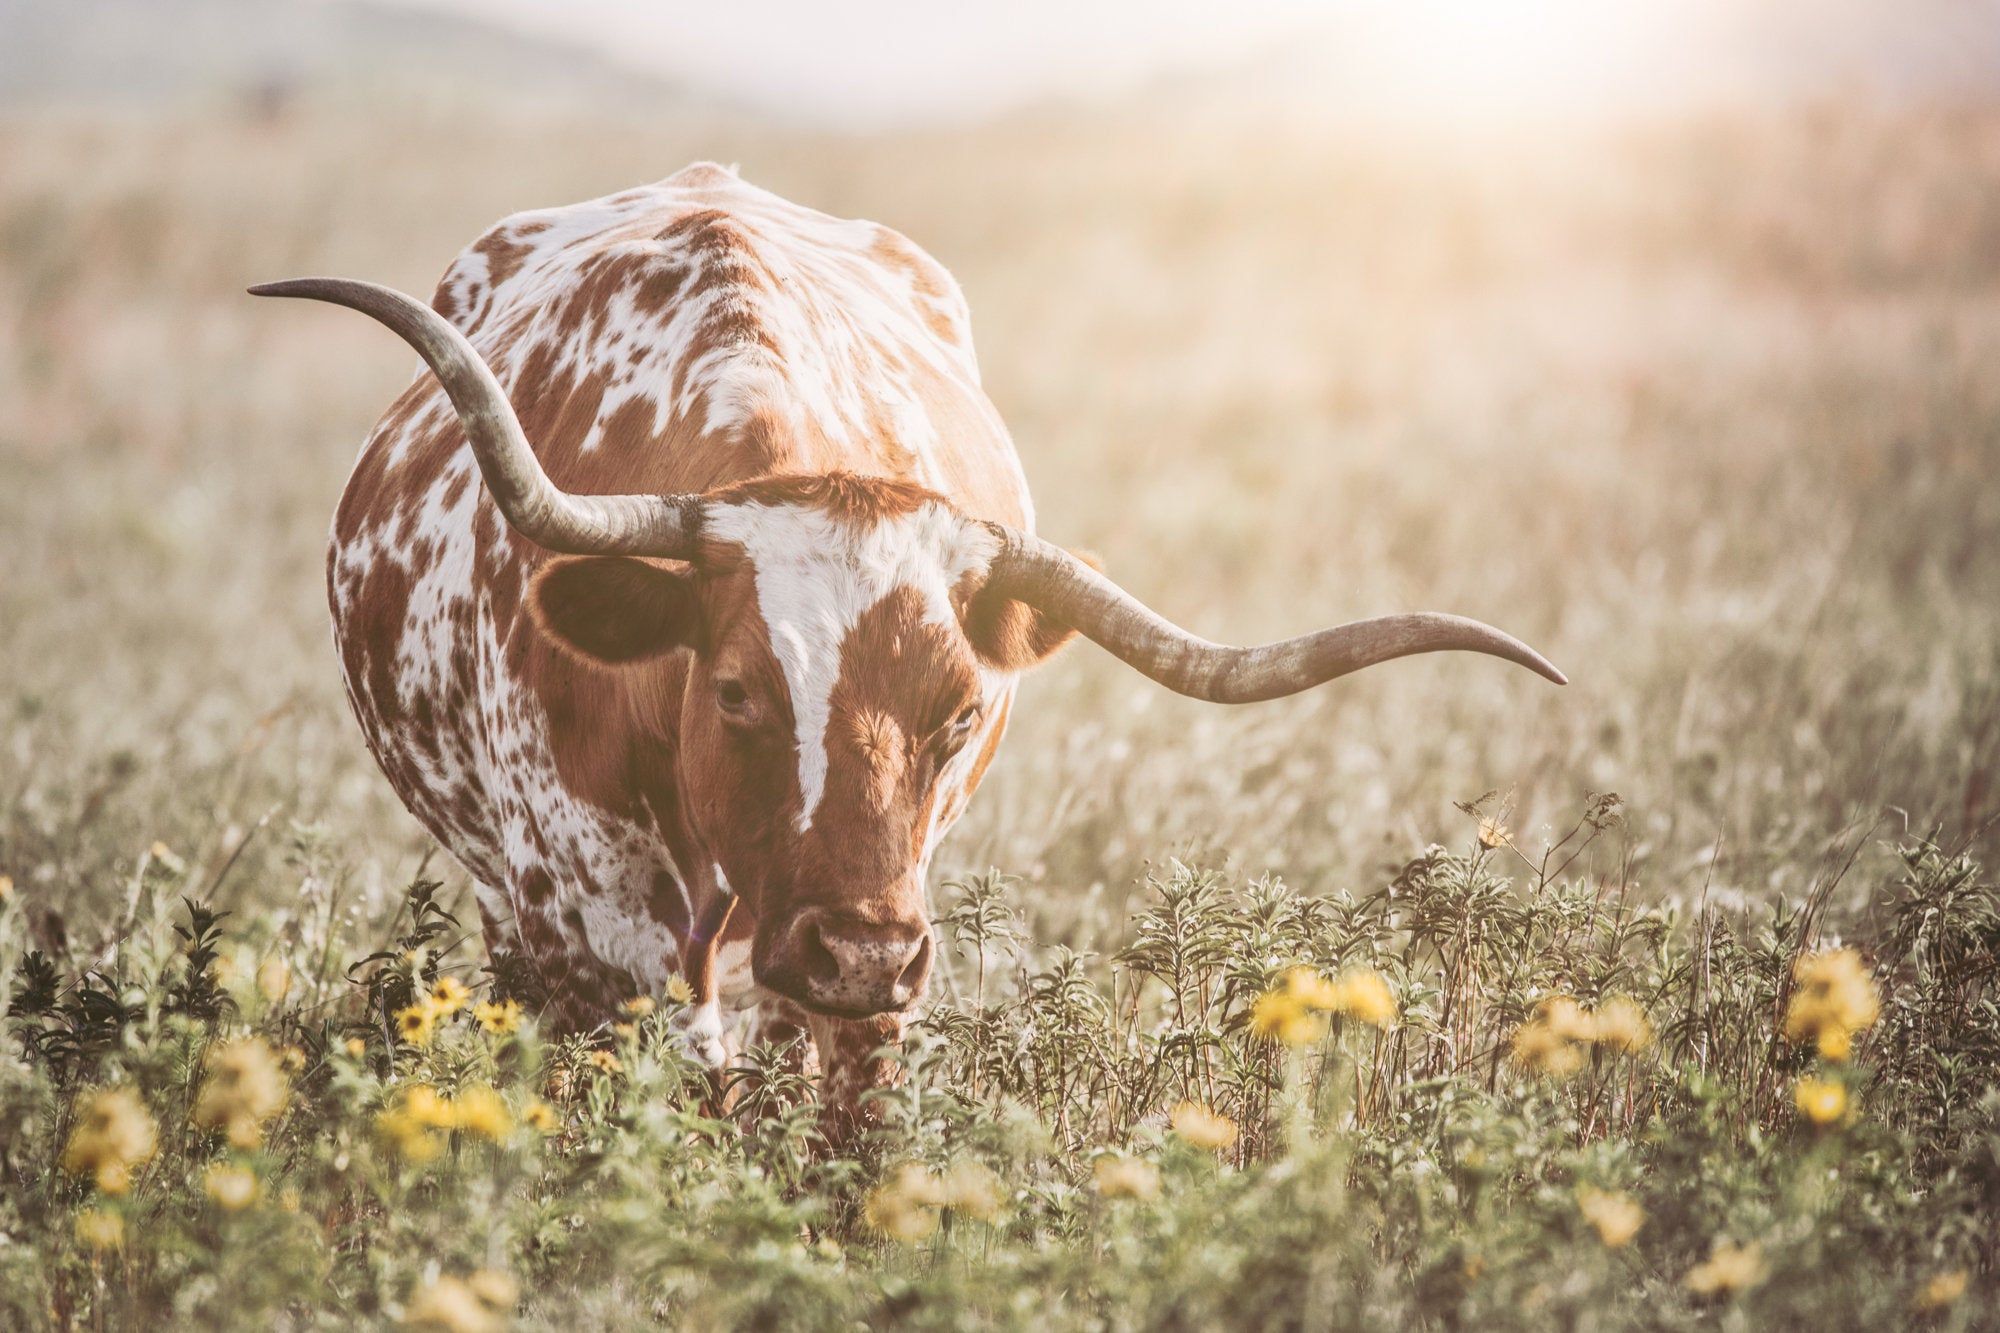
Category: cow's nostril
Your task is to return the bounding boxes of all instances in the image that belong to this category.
[801,919,842,989]
[893,932,933,1000]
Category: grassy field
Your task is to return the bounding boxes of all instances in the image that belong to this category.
[2,97,1999,1327]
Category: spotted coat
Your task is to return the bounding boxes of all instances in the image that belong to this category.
[328,164,1053,1115]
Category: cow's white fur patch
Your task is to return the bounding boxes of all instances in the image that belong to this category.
[714,939,760,1010]
[704,498,1001,830]
[441,165,988,476]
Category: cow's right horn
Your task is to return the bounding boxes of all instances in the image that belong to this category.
[981,523,1567,701]
[251,277,705,559]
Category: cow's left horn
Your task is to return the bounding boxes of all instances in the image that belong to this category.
[250,277,704,559]
[981,524,1567,701]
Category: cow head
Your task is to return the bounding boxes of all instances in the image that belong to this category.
[528,474,1075,1017]
[251,276,1566,1019]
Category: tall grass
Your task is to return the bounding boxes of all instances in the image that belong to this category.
[1,821,1995,1327]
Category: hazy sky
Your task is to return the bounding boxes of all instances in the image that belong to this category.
[381,0,1334,123]
[375,0,2000,126]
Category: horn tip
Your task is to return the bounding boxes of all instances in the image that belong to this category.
[1519,652,1567,686]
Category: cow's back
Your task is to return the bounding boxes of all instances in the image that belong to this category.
[325,164,1029,973]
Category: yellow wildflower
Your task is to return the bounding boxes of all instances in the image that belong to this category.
[613,1022,636,1039]
[623,995,656,1016]
[522,1100,560,1135]
[63,1087,157,1195]
[376,1111,437,1165]
[193,1037,291,1149]
[1541,995,1595,1042]
[1169,1101,1240,1152]
[1915,1270,1967,1312]
[665,975,695,1005]
[429,976,471,1016]
[1510,994,1653,1073]
[1577,1187,1644,1248]
[1511,1020,1585,1076]
[1795,1076,1849,1126]
[74,1208,125,1252]
[1333,969,1397,1028]
[863,1162,946,1241]
[404,1272,511,1333]
[1092,1155,1162,1201]
[203,1163,260,1211]
[1684,1240,1766,1297]
[377,1084,453,1163]
[588,1049,622,1074]
[1283,965,1343,1010]
[1590,995,1654,1052]
[397,1000,438,1047]
[404,1084,456,1127]
[379,1121,439,1165]
[939,1160,1004,1220]
[345,1037,367,1057]
[1477,817,1512,849]
[1250,988,1326,1047]
[1783,947,1879,1062]
[1510,998,1589,1076]
[473,998,522,1035]
[449,1084,512,1142]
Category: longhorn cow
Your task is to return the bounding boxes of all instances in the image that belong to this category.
[254,163,1563,1128]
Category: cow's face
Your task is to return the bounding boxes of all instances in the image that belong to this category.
[529,476,1075,1017]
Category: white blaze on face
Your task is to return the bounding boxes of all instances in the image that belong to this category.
[703,499,1001,831]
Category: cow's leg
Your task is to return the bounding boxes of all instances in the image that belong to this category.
[471,881,513,951]
[505,868,637,1034]
[806,1011,906,1150]
[736,995,816,1070]
[715,996,818,1123]
[470,880,529,985]
[470,882,590,1028]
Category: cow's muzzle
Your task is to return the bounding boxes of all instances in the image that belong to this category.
[762,909,934,1017]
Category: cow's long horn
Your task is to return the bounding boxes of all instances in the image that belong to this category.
[249,278,703,558]
[983,525,1567,700]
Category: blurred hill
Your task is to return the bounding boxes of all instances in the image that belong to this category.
[0,0,702,116]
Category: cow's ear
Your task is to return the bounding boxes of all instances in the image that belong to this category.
[960,550,1099,672]
[530,557,701,665]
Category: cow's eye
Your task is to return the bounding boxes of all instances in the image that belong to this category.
[716,678,752,717]
[939,704,980,752]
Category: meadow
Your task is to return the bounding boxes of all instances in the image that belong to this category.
[1,96,1998,1327]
